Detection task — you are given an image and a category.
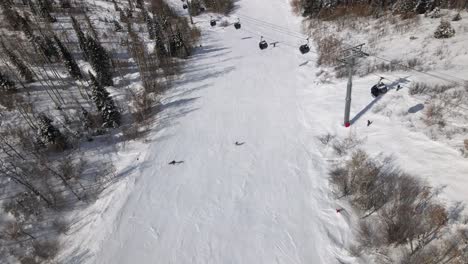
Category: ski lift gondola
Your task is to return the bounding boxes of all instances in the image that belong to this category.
[371,77,388,98]
[299,38,310,54]
[259,36,268,50]
[234,18,241,29]
[210,17,216,27]
[182,3,188,9]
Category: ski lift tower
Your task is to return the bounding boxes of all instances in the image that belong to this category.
[186,0,194,25]
[338,43,369,127]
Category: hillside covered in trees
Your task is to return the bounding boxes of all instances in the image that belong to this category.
[0,0,206,262]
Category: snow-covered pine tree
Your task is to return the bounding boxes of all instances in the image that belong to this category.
[434,20,455,38]
[113,20,123,32]
[37,113,66,149]
[126,8,133,19]
[84,13,99,42]
[89,71,120,128]
[59,0,72,8]
[37,0,57,22]
[101,99,121,128]
[1,42,35,83]
[0,71,16,92]
[54,35,82,79]
[112,0,121,11]
[71,16,89,61]
[18,12,34,37]
[136,0,144,9]
[153,15,168,57]
[394,0,417,14]
[38,34,60,62]
[86,35,113,86]
[89,71,108,112]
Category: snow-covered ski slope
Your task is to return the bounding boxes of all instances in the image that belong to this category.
[81,0,468,264]
[92,0,354,263]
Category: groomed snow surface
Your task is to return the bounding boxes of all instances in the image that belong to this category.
[61,0,468,263]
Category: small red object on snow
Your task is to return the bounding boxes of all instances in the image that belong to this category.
[345,122,351,128]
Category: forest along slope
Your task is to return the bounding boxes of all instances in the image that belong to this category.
[94,0,352,264]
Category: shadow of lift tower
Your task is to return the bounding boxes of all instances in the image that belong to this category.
[338,44,369,127]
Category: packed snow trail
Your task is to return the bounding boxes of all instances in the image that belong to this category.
[94,0,353,263]
[82,0,468,263]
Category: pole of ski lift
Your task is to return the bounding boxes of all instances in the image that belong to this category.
[187,0,194,25]
[344,57,354,128]
[339,44,368,127]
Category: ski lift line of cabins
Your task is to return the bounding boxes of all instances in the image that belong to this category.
[237,13,306,39]
[241,17,466,87]
[240,24,311,54]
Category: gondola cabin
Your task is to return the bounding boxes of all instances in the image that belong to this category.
[299,44,310,54]
[259,40,268,50]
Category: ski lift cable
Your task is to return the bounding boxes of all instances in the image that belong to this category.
[240,18,315,50]
[242,26,315,54]
[242,23,306,48]
[237,13,308,39]
[236,17,468,111]
[237,14,308,40]
[236,15,468,87]
[369,73,468,112]
[369,55,467,86]
[239,18,308,42]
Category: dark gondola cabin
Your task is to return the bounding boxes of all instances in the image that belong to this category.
[259,37,268,50]
[371,82,388,98]
[210,19,216,27]
[234,22,241,29]
[299,44,310,54]
[183,4,188,9]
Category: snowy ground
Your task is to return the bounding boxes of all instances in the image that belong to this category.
[60,1,468,263]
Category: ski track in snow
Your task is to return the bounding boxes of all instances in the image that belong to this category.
[85,0,468,263]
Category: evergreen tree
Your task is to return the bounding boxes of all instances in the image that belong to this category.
[84,13,99,41]
[18,12,34,37]
[112,0,121,11]
[153,16,168,57]
[54,35,82,79]
[0,71,16,92]
[89,71,120,128]
[113,20,123,32]
[37,34,60,62]
[136,0,144,9]
[1,42,35,83]
[59,0,72,8]
[86,35,113,86]
[37,0,57,22]
[37,113,66,149]
[71,16,89,61]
